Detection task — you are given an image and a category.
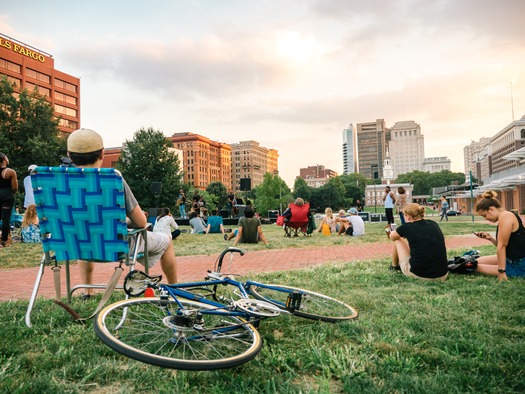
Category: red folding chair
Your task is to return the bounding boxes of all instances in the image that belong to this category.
[283,202,310,237]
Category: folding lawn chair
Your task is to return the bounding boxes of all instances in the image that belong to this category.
[283,202,311,237]
[24,167,149,328]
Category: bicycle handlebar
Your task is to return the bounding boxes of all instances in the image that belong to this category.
[215,247,245,272]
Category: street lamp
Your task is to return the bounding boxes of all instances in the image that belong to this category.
[274,170,283,214]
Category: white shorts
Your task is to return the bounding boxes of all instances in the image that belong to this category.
[130,231,171,268]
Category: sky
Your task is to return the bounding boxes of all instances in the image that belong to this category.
[2,0,524,186]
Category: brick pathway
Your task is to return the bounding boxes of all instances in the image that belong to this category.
[0,234,488,302]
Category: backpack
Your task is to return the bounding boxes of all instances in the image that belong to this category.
[448,250,479,274]
[321,223,331,236]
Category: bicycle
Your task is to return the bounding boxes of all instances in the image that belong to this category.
[94,247,358,370]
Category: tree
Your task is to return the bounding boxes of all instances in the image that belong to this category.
[338,173,370,206]
[396,170,466,195]
[292,177,313,202]
[253,172,291,216]
[0,77,66,184]
[311,177,346,212]
[117,127,182,211]
[205,181,228,211]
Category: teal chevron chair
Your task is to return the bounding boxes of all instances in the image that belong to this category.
[25,167,149,327]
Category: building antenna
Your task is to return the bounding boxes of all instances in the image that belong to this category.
[510,82,515,121]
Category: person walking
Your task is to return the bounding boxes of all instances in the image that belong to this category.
[0,153,18,248]
[439,196,449,222]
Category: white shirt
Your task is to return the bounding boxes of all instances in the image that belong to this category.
[153,215,179,236]
[24,175,35,208]
[349,215,365,236]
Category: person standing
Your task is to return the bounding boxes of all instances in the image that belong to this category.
[227,190,237,218]
[439,196,449,222]
[355,199,364,212]
[474,190,525,280]
[177,189,187,219]
[388,203,448,281]
[24,164,38,208]
[0,153,18,248]
[396,186,407,225]
[383,186,396,226]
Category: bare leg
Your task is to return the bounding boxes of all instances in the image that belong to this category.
[160,242,177,284]
[476,255,498,276]
[79,261,95,295]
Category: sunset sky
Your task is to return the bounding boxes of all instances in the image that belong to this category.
[2,0,524,186]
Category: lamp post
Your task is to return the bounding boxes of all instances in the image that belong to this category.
[274,170,283,214]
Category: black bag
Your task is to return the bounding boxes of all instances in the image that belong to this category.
[448,253,478,274]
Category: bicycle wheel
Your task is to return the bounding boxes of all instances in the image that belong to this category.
[248,284,358,322]
[94,297,262,370]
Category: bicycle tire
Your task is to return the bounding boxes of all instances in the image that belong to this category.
[94,297,262,370]
[248,284,358,322]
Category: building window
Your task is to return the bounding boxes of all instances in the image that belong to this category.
[0,58,21,73]
[26,82,50,97]
[58,118,78,129]
[54,91,77,105]
[54,78,77,93]
[54,104,77,117]
[0,73,21,87]
[26,68,50,84]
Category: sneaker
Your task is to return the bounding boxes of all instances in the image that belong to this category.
[79,293,92,301]
[389,265,401,271]
[224,234,228,241]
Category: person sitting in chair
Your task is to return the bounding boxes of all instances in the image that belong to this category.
[282,198,305,222]
[66,129,178,292]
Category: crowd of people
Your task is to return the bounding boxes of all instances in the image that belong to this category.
[2,129,524,286]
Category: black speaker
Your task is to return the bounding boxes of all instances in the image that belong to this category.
[150,182,162,194]
[240,178,251,191]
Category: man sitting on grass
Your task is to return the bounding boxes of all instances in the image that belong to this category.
[205,209,225,235]
[224,206,269,246]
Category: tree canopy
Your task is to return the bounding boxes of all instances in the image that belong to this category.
[116,127,183,211]
[0,77,66,182]
[396,170,466,195]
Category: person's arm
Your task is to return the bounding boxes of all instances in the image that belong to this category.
[257,225,269,245]
[495,212,514,281]
[205,223,211,234]
[220,224,225,234]
[9,169,18,193]
[232,226,243,246]
[127,205,148,228]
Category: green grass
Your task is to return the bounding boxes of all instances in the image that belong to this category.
[2,216,522,393]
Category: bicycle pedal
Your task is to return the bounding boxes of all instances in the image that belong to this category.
[285,291,302,312]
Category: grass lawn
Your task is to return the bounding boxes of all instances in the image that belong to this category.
[1,217,523,393]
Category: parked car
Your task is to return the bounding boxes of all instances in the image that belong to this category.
[446,210,462,216]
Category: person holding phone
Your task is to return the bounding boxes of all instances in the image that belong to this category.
[474,190,525,281]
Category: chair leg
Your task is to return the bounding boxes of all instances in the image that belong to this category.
[25,254,46,328]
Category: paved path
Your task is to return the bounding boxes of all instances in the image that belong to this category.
[0,234,488,302]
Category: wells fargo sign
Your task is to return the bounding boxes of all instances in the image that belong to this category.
[0,37,46,63]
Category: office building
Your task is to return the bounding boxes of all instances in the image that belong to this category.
[0,33,80,135]
[464,137,491,176]
[388,120,425,177]
[342,124,357,174]
[230,141,278,191]
[423,157,451,173]
[168,132,232,190]
[299,165,337,188]
[355,119,388,180]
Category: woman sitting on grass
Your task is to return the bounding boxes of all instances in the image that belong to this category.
[474,190,525,281]
[388,203,448,281]
[318,207,336,235]
[21,204,41,243]
[153,207,181,240]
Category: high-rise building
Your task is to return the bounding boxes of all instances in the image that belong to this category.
[230,141,278,191]
[464,137,491,176]
[355,119,388,180]
[388,120,425,177]
[0,33,80,135]
[342,124,357,174]
[168,132,232,190]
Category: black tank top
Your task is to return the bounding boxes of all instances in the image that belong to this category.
[0,167,12,189]
[497,212,525,261]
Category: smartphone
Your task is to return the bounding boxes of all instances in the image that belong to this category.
[391,223,397,231]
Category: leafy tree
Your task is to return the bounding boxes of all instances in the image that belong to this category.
[292,177,313,202]
[311,177,346,212]
[396,170,466,196]
[253,172,291,216]
[205,181,228,211]
[0,77,66,188]
[117,127,182,211]
[338,173,370,206]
